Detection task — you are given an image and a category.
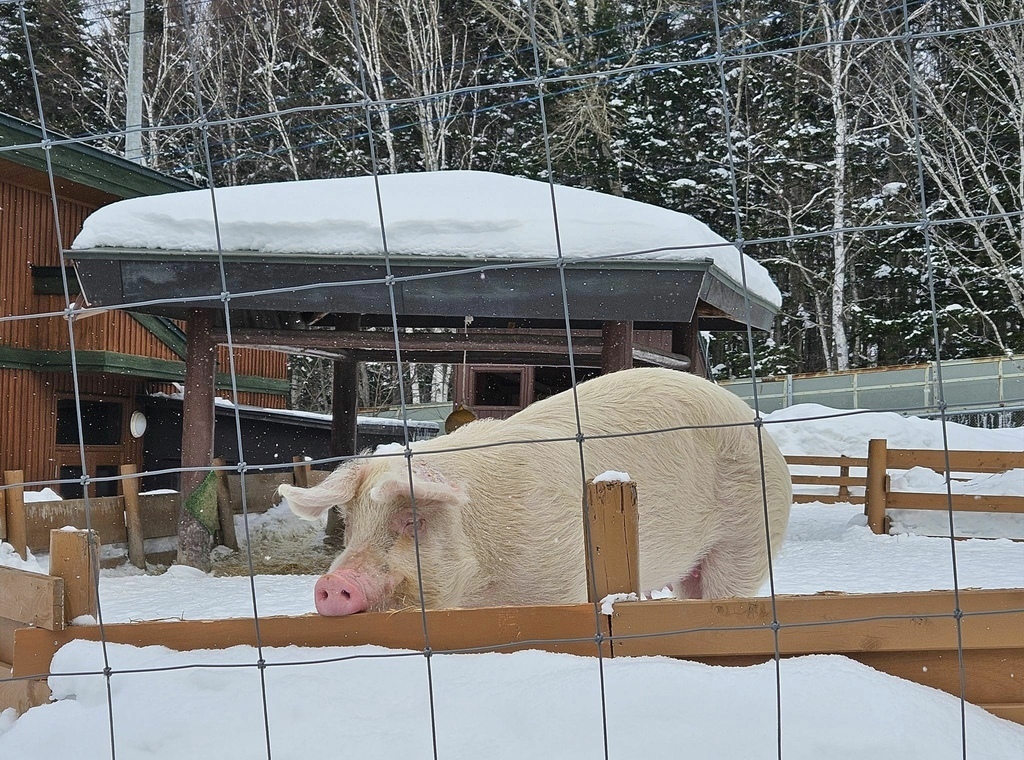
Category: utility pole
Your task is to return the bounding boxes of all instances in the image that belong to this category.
[125,0,145,164]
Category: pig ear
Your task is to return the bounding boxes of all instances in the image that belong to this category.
[368,466,465,511]
[277,462,363,521]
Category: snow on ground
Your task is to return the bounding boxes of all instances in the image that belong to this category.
[1,643,1021,759]
[2,404,1022,757]
[71,170,782,307]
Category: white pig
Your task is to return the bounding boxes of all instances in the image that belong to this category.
[279,367,791,615]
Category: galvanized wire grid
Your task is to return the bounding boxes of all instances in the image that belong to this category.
[1,1,1019,759]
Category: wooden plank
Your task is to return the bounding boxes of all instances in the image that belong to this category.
[226,472,290,514]
[120,464,145,569]
[609,589,1024,658]
[0,567,63,630]
[24,496,125,552]
[4,470,26,559]
[0,660,50,715]
[0,616,21,665]
[0,485,6,541]
[13,604,610,679]
[292,456,311,488]
[585,480,640,602]
[213,457,238,551]
[24,494,178,552]
[793,494,867,505]
[48,529,98,624]
[786,455,869,468]
[887,492,1024,514]
[791,475,866,487]
[888,449,1024,474]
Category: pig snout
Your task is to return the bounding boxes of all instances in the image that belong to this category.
[314,570,372,616]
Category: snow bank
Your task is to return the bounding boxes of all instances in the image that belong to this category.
[764,403,1024,457]
[0,642,1019,759]
[0,541,46,574]
[71,170,782,307]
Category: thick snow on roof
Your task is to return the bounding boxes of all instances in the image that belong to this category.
[71,170,782,307]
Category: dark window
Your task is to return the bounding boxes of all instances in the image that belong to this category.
[95,465,119,497]
[56,400,123,446]
[533,367,601,401]
[473,371,522,407]
[59,465,84,499]
[31,266,81,296]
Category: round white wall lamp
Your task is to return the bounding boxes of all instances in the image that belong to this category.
[129,411,148,438]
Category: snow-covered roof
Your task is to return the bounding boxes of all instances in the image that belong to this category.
[71,170,781,308]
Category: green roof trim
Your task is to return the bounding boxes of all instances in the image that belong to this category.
[0,113,195,199]
[129,312,188,359]
[0,345,289,396]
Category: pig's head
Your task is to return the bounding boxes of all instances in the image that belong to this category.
[278,458,476,616]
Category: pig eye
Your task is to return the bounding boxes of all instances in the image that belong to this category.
[401,517,426,538]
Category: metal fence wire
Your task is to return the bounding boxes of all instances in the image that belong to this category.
[4,0,1024,758]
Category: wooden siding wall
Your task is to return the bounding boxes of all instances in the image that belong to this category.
[1,172,289,479]
[0,369,144,485]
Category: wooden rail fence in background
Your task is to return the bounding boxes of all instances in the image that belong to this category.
[787,440,1024,535]
[1,458,329,567]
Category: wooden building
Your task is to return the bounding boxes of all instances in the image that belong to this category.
[0,114,289,495]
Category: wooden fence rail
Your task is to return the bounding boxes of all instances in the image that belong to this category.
[787,441,1024,535]
[1,459,330,564]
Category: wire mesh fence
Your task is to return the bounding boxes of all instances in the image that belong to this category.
[2,0,1024,758]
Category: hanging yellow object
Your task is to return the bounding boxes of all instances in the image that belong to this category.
[445,403,477,434]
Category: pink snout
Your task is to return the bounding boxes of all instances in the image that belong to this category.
[314,570,370,616]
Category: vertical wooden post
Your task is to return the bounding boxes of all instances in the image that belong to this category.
[49,528,99,624]
[0,482,7,542]
[178,308,218,571]
[328,315,360,549]
[4,470,26,559]
[292,456,311,488]
[119,464,145,570]
[584,479,640,603]
[212,457,238,551]
[672,321,705,377]
[865,438,889,534]
[600,321,634,374]
[838,461,851,501]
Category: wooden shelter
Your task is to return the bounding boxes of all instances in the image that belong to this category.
[67,171,781,565]
[0,114,290,495]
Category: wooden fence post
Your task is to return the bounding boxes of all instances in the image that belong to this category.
[293,456,311,488]
[0,483,7,542]
[48,529,99,624]
[119,464,145,569]
[866,439,889,534]
[4,470,26,559]
[838,460,851,501]
[584,479,640,604]
[212,457,238,551]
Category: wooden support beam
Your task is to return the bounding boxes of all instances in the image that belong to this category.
[600,321,633,374]
[119,464,145,570]
[3,471,26,560]
[48,529,99,625]
[292,456,311,488]
[326,317,360,550]
[179,308,218,571]
[865,438,889,534]
[672,322,705,377]
[212,457,238,551]
[585,480,640,603]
